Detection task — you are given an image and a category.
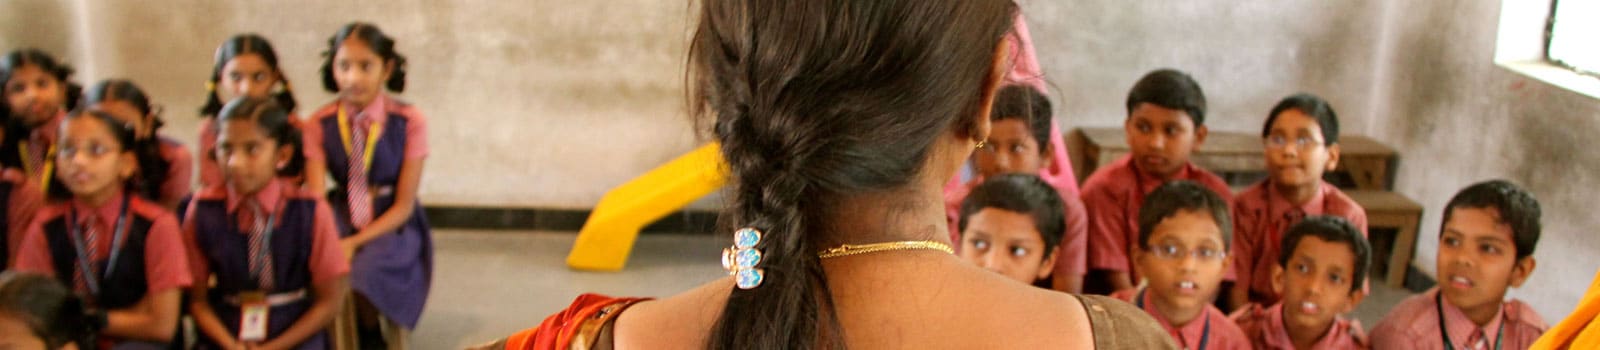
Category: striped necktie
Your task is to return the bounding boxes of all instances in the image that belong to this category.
[242,200,275,290]
[347,112,374,229]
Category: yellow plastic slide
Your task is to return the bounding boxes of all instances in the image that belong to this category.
[566,143,728,271]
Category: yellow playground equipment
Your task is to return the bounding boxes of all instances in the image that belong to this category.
[566,143,727,271]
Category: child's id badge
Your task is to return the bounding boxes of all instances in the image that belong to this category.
[239,291,270,341]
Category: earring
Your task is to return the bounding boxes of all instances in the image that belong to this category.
[721,227,765,289]
[975,139,987,149]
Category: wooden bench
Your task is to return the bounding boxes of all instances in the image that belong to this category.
[1346,190,1424,288]
[1072,127,1399,190]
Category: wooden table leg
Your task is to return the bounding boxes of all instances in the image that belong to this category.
[1386,215,1421,288]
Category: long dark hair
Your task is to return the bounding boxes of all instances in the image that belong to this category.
[217,97,305,177]
[689,0,1017,348]
[320,22,408,93]
[201,34,298,117]
[0,272,100,349]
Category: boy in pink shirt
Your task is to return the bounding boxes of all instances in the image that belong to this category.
[1231,93,1368,309]
[1370,180,1547,349]
[1231,216,1371,349]
[1082,69,1231,294]
[1110,180,1250,350]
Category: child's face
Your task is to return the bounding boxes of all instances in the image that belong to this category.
[92,100,153,139]
[332,39,394,107]
[1136,209,1229,318]
[219,54,278,103]
[1438,207,1536,315]
[1274,236,1364,337]
[972,118,1048,179]
[1265,109,1338,190]
[4,64,66,126]
[1125,103,1206,178]
[217,120,289,195]
[959,208,1057,284]
[0,313,51,350]
[55,117,134,201]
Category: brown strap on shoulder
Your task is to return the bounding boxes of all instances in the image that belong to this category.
[1075,294,1181,349]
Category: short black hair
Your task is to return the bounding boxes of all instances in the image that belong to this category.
[321,22,408,93]
[1442,180,1542,260]
[1278,215,1370,293]
[1262,93,1340,145]
[1137,180,1231,249]
[1125,68,1207,126]
[990,84,1053,155]
[958,174,1066,255]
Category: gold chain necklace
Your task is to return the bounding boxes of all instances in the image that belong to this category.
[816,240,953,259]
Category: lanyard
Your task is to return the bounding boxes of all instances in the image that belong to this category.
[66,193,131,295]
[18,142,55,194]
[337,105,383,170]
[1137,289,1210,350]
[1437,293,1505,350]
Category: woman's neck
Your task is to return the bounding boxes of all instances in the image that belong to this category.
[818,181,949,248]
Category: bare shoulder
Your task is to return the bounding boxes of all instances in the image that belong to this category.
[611,277,733,349]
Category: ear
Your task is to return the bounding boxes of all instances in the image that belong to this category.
[965,41,1010,145]
[1325,143,1342,172]
[1270,264,1285,295]
[1342,289,1368,314]
[118,151,138,179]
[381,59,399,85]
[1037,249,1059,281]
[1509,256,1537,288]
[275,143,295,170]
[1193,124,1209,149]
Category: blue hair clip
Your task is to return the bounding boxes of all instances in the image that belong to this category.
[722,227,765,289]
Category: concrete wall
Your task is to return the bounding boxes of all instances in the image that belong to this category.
[3,0,1596,321]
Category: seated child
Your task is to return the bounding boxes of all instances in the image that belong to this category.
[1082,69,1232,294]
[1231,215,1371,349]
[0,272,100,350]
[1111,180,1250,349]
[1231,93,1368,309]
[956,174,1065,287]
[945,84,1088,292]
[1370,179,1547,349]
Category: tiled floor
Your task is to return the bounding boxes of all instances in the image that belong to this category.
[414,229,1416,349]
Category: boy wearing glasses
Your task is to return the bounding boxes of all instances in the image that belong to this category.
[1229,93,1368,309]
[1112,180,1250,350]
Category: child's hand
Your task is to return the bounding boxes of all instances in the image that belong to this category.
[340,238,360,263]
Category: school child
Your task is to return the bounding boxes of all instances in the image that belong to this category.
[82,80,193,211]
[198,34,320,191]
[1230,216,1371,349]
[1110,180,1250,349]
[943,84,1089,293]
[12,109,191,347]
[1370,180,1548,349]
[1,49,83,263]
[0,272,101,349]
[300,22,432,349]
[184,97,349,349]
[955,174,1066,287]
[1081,69,1233,294]
[1230,93,1368,309]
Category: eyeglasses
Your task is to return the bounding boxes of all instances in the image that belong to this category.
[1146,243,1228,261]
[1265,134,1323,151]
